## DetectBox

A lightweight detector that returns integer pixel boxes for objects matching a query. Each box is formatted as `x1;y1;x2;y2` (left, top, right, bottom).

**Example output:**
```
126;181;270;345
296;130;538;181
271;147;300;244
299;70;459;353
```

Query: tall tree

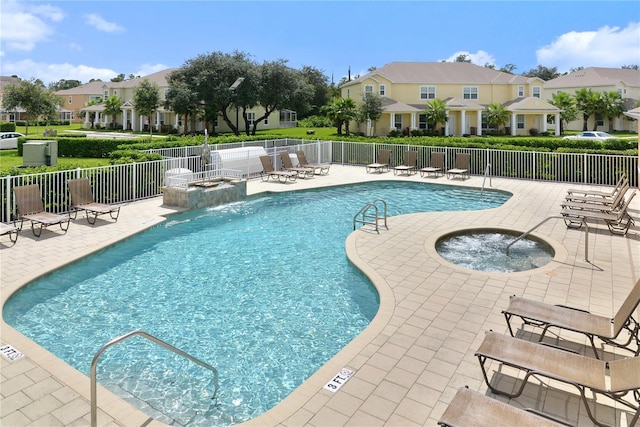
133;79;161;135
454;54;472;63
323;98;356;135
49;79;82;91
1;78;57;135
296;65;329;118
111;73;126;82
549;92;578;134
499;64;517;74
483;102;510;133
574;88;600;131
164;79;199;134
423;99;448;133
522;65;560;80
358;93;384;135
104;95;123;129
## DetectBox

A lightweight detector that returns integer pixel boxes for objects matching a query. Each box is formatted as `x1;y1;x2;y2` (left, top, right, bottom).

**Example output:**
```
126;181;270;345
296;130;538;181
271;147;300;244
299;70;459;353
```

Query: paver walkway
2;166;639;426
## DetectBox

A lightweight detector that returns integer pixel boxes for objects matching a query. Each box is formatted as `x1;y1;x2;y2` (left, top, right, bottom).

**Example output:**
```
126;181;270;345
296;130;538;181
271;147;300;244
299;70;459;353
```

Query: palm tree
423;99;448;134
549;92;578;135
104;95;122;130
599;91;625;132
483;102;510;133
323;98;357;135
574;88;600;131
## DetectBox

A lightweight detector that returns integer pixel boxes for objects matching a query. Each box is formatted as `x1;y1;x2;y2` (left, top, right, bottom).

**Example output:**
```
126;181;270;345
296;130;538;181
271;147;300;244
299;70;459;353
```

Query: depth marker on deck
323;368;354;392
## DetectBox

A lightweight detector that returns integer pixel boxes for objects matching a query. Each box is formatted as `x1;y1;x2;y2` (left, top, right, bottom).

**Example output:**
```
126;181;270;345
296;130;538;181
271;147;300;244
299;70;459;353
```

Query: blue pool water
4;181;510;426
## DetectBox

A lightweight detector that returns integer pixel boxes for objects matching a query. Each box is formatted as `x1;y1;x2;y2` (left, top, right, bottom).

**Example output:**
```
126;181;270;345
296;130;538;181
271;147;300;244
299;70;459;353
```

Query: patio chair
259;155;297;183
14;184;71;237
67;178;121;225
393;150;417;175
0;222;19;243
566;173;627;199
279;152;314;178
446;153;470;179
503;278;640;359
419;152;445;178
366;149;391;173
438;387;568;427
561;190;636;235
295;150;330;175
475;331;640;427
561;183;629;212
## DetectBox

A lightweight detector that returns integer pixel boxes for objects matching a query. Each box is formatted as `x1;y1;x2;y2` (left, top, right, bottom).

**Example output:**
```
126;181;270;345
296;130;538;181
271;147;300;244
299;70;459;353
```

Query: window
517;86;524;97
420;86;436;100
418;114;427;129
617;88;624;98
89;95;101;102
463;87;478;100
394;114;402;130
104;90;109;99
596;114;604;127
516;114;525;129
364;85;373;96
68;96;72;104
532;86;541;98
247;112;256;126
114;90;118;96
379;84;386;96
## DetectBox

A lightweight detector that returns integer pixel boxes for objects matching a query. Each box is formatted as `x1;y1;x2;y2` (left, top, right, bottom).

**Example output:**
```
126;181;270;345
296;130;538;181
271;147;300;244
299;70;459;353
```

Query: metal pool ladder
90;330;219;427
353;198;388;233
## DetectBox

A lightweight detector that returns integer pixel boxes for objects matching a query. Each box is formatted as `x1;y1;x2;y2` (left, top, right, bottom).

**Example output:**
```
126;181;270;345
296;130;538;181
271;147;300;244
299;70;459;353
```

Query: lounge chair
446;153;470;179
366;149;391;173
393;150;417;175
0;222;19;243
14;184;71;237
476;331;640;427
503;278;640;358
566;173;627;199
561;190;636;235
295;150;330;175
419;152;445;178
565;176;629;204
438;387;568;427
279;152;314;178
68;178;121;225
561;184;629;213
259;155;297;183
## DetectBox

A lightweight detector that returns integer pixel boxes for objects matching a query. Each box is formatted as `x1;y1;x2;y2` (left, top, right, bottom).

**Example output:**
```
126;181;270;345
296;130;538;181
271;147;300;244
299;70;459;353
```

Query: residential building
340;62;561;137
544;67;640;132
55;69;295;134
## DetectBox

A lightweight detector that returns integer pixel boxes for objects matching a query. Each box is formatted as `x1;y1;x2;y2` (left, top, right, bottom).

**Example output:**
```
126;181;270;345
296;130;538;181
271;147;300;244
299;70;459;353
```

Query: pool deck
1;165;639;426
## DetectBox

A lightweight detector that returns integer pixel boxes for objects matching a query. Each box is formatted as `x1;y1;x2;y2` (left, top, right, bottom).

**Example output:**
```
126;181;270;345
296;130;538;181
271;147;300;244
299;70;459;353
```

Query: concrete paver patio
1;165;639;426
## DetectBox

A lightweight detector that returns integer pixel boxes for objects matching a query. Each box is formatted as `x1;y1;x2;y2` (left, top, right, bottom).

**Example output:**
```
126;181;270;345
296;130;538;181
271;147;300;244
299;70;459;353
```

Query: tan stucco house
340;62;561;137
55;69;296;133
544;67;640;133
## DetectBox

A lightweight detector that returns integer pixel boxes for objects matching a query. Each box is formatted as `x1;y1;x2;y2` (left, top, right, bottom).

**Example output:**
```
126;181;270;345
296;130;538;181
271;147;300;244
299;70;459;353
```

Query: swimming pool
4;181;511;426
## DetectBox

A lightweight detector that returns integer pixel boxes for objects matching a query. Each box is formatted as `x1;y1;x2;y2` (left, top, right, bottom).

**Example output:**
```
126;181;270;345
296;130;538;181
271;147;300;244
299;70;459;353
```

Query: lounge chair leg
87;212;97;224
32;222;43;237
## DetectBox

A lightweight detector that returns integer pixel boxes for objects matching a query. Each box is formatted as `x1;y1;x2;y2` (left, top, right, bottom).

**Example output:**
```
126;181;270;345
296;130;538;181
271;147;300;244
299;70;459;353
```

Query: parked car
563;131;615;142
0;132;24;149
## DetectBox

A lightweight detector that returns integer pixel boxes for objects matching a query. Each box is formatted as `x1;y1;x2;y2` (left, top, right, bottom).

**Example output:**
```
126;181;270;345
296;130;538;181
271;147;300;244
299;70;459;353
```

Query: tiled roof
55;68;178;95
544;67;640;89
343;62;533;86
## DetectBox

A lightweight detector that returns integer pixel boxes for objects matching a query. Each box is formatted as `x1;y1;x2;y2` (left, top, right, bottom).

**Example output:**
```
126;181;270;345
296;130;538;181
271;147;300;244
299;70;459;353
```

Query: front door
448;115;456;136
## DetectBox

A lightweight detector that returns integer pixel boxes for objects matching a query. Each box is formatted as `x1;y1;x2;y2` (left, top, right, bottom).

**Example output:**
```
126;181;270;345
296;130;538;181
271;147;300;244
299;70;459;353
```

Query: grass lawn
0;149;109;173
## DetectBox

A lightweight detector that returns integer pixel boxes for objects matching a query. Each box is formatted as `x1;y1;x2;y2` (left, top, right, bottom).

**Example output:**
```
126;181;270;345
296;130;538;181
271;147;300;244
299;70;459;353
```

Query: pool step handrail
480;163;491;197
506;215;589;262
353;199;388;233
90;329;219;427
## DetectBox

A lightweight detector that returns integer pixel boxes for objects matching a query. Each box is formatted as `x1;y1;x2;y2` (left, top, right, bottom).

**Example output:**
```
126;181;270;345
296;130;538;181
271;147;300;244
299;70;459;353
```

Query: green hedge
0;122;17;132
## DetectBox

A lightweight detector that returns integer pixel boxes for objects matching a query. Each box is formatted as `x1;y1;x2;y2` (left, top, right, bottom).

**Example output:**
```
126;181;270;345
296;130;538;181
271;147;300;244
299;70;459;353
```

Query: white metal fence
1;138;636;223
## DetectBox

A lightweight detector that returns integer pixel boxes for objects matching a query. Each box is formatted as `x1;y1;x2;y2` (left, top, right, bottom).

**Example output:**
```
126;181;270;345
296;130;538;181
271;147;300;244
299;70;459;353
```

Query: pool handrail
90;329;219;427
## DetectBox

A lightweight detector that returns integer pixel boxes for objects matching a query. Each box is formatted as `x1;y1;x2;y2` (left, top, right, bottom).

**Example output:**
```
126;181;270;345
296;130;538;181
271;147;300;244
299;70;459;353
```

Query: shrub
0;122;16;132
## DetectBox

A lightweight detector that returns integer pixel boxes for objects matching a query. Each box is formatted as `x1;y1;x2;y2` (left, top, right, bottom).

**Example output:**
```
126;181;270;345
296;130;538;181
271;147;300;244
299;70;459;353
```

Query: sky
1;0;639;86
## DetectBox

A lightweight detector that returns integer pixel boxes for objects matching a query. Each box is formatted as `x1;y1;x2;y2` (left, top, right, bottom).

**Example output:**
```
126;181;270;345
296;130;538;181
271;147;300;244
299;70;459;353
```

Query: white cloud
134;64;170;77
537;22;640;71
85;13;124;33
0;0;62;52
441;50;497;66
1;59;118;84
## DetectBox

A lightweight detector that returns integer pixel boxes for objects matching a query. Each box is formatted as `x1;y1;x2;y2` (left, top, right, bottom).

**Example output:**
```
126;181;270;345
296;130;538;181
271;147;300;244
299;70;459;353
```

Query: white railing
1;139;636;223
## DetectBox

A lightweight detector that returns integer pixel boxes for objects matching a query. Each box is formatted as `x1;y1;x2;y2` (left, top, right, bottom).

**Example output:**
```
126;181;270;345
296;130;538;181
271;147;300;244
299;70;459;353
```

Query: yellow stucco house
340;62;561;137
55;69;296;133
544;67;640;133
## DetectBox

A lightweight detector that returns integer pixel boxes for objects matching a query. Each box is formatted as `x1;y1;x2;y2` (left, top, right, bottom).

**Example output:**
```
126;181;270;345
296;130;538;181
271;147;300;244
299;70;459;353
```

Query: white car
563;131;616;142
0;132;24;149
